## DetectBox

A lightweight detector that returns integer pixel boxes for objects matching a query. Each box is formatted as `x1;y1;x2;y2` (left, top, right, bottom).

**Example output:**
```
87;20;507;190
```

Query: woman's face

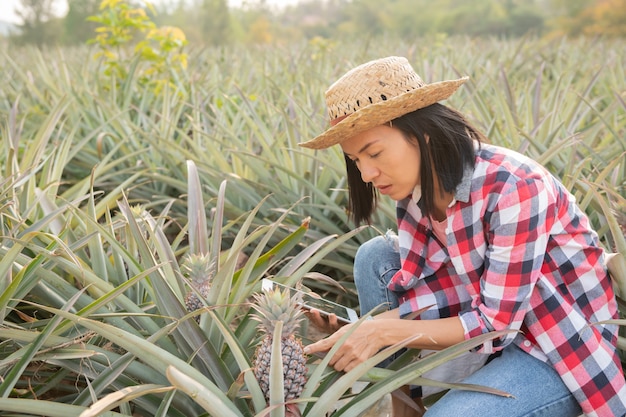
341;124;421;201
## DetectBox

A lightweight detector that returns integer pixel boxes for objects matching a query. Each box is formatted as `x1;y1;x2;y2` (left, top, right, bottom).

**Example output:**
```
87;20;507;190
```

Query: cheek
396;147;418;167
400;150;421;183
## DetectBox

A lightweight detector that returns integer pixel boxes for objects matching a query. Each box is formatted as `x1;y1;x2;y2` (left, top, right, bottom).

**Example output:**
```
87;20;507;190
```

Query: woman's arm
304;315;465;372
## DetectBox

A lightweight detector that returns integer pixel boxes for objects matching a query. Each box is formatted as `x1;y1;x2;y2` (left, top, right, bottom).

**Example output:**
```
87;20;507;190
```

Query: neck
431;174;454;222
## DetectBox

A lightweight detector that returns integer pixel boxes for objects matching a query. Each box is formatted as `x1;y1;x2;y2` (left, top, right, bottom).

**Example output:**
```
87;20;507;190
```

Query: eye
347;157;360;167
369;151;381;158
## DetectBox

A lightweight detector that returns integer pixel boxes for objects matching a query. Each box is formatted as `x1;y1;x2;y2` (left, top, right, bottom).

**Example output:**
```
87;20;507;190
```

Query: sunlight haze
0;0;301;24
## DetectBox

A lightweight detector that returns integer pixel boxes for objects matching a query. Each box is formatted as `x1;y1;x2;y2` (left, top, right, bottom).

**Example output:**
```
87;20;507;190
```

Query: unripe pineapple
251;286;308;404
181;253;215;321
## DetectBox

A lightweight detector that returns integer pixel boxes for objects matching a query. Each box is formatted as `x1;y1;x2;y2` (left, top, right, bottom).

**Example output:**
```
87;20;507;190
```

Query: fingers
305;337;358;372
304;336;334;355
304;319;381;373
304;328;370;373
329;349;361;372
304;308;328;331
326;339;372;372
304;308;343;333
327;312;341;330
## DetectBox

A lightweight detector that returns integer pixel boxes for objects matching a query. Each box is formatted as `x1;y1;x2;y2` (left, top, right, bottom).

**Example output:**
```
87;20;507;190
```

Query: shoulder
468;144;568;213
473;144;559;191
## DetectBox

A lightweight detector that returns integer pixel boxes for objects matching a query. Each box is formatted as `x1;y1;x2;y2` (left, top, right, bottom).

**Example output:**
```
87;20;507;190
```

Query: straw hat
299;56;468;149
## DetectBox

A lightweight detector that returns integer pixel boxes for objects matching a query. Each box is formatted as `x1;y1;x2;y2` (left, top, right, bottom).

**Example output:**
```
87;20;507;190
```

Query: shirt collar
412;185;422;202
411;164;473;206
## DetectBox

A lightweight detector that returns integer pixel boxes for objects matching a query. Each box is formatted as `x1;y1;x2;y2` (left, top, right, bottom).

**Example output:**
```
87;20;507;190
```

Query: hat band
330;115;348;126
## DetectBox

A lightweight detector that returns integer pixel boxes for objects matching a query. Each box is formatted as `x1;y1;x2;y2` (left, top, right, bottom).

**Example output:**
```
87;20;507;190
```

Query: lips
377;185;391;195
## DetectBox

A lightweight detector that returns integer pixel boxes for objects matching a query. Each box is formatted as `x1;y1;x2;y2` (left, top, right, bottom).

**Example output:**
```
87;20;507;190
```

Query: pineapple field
0;33;625;416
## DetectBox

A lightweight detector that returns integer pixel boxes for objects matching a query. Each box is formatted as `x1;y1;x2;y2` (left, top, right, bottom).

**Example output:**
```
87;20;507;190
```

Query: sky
0;0;301;24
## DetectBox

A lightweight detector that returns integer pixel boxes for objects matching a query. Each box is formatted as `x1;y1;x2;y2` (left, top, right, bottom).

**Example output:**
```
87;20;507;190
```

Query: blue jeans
354;235;582;417
425;344;582;417
354;232;401;315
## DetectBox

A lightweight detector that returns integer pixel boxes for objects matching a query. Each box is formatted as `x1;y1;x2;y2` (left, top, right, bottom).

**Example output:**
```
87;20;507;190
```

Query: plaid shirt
388;143;626;416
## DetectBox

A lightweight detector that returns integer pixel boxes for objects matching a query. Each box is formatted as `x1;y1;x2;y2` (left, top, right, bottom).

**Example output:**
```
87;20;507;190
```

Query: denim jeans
354;232;401;315
425;344;581;417
353;234;582;417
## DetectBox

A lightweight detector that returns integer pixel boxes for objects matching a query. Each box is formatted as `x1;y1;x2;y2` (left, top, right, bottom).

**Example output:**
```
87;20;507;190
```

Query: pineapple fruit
182;253;215;321
251;286;308;406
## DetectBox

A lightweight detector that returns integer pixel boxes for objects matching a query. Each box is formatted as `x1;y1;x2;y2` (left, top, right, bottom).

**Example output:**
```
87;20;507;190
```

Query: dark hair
345;103;484;225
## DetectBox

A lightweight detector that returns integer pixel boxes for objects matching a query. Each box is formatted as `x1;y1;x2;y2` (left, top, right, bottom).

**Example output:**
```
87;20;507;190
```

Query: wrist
369;319;394;349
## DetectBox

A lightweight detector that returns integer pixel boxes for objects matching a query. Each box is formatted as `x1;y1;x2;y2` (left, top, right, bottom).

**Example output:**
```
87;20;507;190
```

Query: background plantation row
5;0;626;47
0;35;625;416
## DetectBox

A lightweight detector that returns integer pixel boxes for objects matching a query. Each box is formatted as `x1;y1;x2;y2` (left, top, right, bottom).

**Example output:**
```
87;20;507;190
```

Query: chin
388;190;410;201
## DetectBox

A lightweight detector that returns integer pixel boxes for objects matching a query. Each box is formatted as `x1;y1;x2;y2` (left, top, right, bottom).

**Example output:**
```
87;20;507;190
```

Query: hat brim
299;77;469;150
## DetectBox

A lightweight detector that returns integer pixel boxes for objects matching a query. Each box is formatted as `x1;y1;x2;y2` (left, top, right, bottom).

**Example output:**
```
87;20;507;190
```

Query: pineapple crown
251;286;305;337
181;253;215;286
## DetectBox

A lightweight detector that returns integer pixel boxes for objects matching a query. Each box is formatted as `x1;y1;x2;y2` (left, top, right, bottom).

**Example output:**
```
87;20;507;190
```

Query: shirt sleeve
458;175;557;353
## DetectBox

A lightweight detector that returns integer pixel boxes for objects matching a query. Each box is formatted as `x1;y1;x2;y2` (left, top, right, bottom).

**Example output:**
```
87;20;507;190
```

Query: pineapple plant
251;286;308;413
182;253;215;321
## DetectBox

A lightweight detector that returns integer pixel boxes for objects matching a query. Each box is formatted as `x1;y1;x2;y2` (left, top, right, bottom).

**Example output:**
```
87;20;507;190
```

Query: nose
359;160;379;183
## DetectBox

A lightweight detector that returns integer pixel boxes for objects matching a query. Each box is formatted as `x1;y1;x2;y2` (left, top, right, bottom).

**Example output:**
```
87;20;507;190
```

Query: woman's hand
304;319;386;372
304;308;343;334
304;314;466;373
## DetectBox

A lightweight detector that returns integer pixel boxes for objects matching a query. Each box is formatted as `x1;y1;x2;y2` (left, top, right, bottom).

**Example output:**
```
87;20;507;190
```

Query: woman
300;56;626;417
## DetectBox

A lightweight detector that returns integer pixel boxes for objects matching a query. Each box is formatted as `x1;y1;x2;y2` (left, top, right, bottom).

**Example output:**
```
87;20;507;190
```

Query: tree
199;0;232;45
64;0;101;45
545;0;594;36
344;0;390;37
544;0;626;37
14;0;61;45
582;0;626;36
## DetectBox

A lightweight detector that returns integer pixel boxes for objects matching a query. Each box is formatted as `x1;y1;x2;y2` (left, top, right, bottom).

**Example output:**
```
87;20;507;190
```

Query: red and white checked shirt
388;143;626;416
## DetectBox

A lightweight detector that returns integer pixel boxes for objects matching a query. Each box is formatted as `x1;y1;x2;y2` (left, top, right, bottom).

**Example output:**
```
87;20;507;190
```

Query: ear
424;133;430;144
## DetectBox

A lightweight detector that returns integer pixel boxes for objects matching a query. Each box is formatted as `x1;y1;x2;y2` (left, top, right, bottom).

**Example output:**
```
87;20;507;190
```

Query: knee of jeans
356;236;384;260
356;233;398;259
354;234;399;284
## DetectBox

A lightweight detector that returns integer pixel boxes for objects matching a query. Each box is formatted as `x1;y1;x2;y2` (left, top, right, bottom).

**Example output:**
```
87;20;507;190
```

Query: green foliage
63;0;101;45
6;0;625;48
12;0;61;46
87;0;188;93
0;36;624;414
135;26;189;92
199;0;232;45
0;143;505;415
88;0;157;79
333;0;546;38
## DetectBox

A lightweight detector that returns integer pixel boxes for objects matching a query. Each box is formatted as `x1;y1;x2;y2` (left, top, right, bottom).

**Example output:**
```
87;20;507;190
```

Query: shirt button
523;340;532;347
